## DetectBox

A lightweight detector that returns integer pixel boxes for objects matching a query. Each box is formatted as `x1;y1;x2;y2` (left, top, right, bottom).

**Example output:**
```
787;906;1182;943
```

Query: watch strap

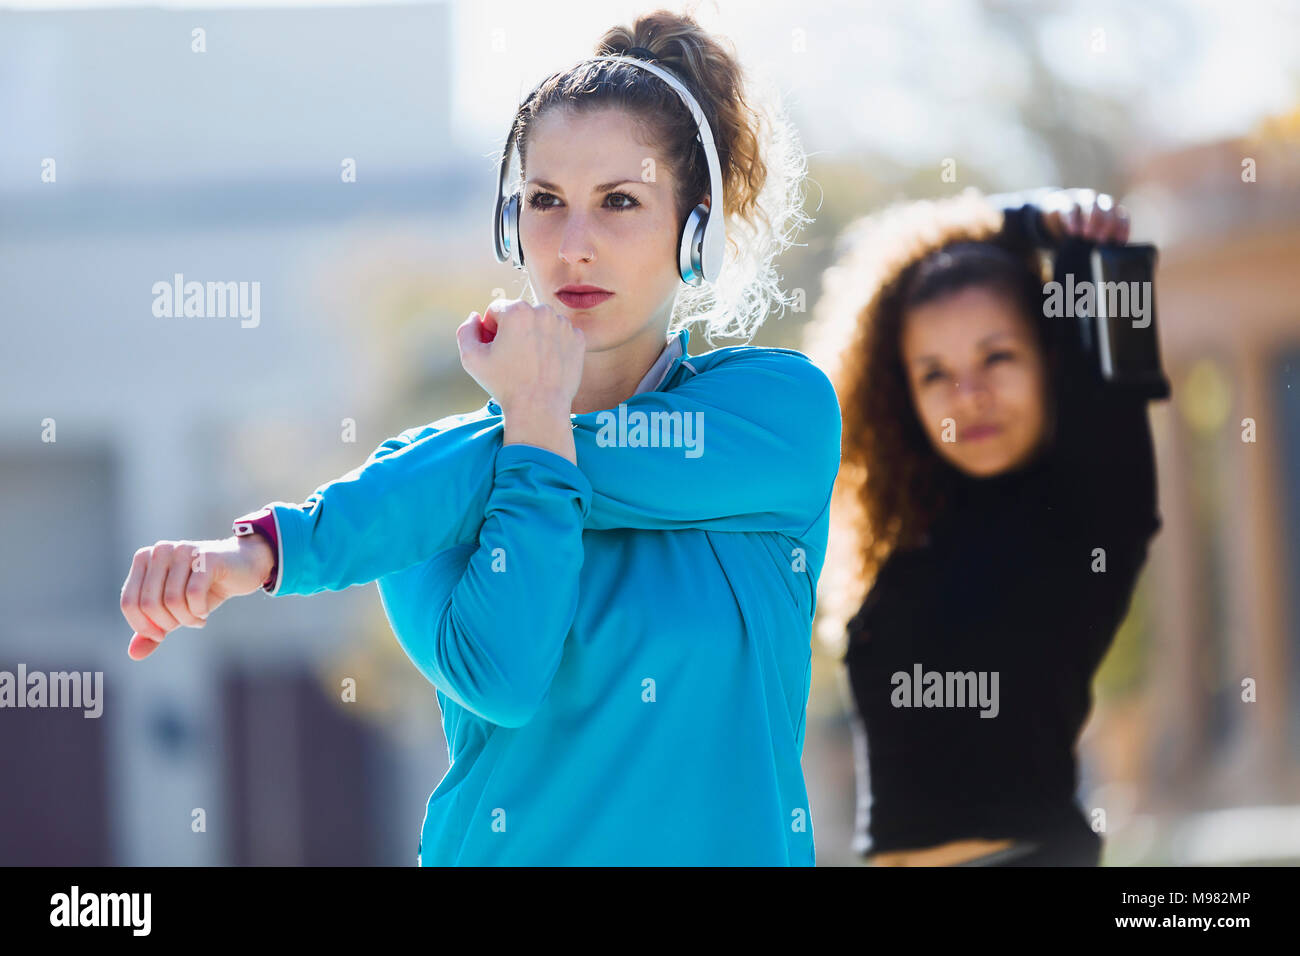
232;507;280;593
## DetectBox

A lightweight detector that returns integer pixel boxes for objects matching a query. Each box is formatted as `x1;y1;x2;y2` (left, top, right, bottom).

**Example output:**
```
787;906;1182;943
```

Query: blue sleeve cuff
267;501;306;596
495;442;593;508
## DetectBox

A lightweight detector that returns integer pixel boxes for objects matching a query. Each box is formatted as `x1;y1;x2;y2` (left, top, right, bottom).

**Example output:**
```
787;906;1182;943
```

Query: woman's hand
120;535;273;661
1036;188;1130;244
457;299;585;415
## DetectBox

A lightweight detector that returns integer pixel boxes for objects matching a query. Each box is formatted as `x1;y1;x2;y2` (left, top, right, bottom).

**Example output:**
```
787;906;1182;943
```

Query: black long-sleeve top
842;299;1163;856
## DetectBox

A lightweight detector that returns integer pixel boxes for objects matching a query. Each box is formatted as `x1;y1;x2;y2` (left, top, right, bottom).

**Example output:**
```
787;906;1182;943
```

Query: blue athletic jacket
261;327;842;865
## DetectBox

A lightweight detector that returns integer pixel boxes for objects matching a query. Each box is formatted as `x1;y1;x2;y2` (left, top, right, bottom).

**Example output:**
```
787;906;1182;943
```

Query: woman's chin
948;449;1023;479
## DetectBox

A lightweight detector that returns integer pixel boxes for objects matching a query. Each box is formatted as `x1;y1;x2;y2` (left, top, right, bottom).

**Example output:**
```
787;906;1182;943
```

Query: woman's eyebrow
525;178;646;193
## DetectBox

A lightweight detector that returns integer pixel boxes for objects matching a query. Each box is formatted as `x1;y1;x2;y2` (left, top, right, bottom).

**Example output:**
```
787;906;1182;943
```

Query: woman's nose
954;372;993;404
558;217;595;265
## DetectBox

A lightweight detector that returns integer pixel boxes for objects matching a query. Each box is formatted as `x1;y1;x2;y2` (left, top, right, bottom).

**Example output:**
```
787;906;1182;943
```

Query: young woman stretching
806;189;1161;865
118;11;839;866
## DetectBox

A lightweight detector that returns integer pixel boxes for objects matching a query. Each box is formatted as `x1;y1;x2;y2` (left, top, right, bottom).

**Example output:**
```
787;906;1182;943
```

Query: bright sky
7;0;1297;170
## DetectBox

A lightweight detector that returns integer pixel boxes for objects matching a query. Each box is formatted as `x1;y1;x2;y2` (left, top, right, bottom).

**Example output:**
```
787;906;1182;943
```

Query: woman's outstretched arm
119;303;586;661
117;415;510;661
266;413;507;595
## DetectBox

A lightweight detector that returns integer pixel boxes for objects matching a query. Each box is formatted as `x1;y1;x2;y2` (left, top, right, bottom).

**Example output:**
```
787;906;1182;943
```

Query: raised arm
1047;332;1162;542
375;442;591;727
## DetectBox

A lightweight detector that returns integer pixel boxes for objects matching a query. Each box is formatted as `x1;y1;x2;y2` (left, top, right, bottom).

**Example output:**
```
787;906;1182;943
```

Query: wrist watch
232;507;280;593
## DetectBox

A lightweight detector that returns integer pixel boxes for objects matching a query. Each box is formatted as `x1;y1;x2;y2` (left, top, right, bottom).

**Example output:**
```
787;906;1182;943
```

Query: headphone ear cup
501;191;524;268
678;203;708;285
493;191;507;263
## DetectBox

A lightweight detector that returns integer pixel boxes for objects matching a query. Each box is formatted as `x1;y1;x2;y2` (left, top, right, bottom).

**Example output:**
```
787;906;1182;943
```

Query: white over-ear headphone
492;52;726;286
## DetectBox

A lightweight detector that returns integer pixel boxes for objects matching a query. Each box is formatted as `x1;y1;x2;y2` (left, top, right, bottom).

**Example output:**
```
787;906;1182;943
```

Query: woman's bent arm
573;348;842;537
374;442;591;727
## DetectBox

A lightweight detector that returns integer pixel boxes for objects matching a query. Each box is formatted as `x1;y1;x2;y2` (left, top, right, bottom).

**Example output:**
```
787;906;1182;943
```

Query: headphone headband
492;53;726;286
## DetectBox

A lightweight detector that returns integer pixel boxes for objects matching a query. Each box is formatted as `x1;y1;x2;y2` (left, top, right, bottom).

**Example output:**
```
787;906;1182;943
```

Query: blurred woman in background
805;188;1163;866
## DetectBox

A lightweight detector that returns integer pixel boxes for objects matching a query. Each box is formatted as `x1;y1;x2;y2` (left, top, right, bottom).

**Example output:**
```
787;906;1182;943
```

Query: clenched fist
456;298;585;415
120;535;273;661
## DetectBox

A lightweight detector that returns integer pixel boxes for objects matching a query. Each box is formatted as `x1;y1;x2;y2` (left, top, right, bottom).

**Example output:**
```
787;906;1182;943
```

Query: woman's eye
605;192;640;210
525;191;638;211
922;369;946;384
986;350;1014;365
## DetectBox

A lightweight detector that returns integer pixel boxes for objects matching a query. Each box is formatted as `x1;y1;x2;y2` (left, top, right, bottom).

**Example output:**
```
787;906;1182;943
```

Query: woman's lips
556;290;614;310
962;424;1002;440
